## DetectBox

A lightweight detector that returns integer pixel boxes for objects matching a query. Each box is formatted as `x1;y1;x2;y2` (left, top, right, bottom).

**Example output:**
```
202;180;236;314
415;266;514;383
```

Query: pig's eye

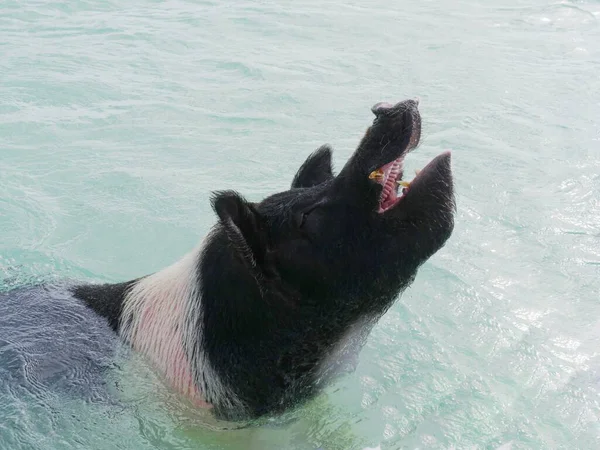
299;213;307;228
295;211;309;229
295;207;316;231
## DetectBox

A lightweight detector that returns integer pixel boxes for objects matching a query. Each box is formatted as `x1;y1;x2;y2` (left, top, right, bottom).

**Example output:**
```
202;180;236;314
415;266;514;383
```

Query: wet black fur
73;281;136;332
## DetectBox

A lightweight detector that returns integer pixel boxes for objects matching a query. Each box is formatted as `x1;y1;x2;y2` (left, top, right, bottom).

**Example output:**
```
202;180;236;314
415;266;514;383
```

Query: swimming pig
73;99;455;421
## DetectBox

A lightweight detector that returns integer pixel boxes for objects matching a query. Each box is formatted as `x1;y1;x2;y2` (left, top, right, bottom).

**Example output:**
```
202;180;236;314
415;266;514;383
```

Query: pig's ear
291;145;334;189
211;191;266;267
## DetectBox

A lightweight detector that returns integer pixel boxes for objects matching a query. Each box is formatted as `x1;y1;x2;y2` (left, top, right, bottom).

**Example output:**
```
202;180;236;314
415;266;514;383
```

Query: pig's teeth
415;169;421;176
397;180;411;188
369;169;384;180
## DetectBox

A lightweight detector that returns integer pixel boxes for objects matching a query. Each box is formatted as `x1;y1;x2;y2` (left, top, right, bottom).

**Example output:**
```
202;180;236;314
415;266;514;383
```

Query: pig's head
209;99;455;316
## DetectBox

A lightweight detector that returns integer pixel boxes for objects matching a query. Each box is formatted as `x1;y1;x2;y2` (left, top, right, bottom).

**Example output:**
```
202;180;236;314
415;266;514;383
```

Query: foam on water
1;0;600;448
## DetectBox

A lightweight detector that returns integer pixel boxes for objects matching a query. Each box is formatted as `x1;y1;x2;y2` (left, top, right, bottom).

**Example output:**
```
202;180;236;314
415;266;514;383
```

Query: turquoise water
1;0;600;448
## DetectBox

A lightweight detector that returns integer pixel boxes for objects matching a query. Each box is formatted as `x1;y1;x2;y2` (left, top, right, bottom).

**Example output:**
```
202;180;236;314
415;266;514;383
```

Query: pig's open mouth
369;157;407;213
371;150;453;214
368;105;421;214
369;100;451;214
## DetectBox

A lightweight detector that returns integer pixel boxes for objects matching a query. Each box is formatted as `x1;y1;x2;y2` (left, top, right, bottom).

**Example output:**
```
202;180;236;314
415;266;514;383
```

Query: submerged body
10;100;455;421
0;284;120;405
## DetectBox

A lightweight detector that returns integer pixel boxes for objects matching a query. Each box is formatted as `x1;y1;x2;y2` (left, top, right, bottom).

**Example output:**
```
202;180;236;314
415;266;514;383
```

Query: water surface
1;0;600;448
